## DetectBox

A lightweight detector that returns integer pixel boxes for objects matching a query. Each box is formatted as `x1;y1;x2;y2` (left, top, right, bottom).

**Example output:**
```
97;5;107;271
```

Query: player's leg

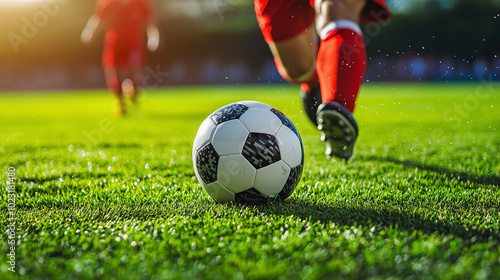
254;0;321;125
268;25;316;85
316;0;366;112
102;45;129;116
124;48;146;106
269;26;324;126
130;67;143;106
104;67;127;116
314;0;367;161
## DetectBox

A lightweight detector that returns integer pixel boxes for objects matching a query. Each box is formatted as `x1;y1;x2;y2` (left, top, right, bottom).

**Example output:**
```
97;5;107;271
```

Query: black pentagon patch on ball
235;188;277;204
278;164;303;200
271;108;301;139
210;103;249;125
196;143;219;184
271;108;304;165
242;133;281;169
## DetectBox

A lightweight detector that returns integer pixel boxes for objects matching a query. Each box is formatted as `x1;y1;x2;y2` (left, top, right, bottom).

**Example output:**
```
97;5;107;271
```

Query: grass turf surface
1;83;499;279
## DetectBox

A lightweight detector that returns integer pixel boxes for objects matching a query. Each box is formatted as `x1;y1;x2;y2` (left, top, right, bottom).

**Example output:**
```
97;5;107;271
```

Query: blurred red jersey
95;0;154;69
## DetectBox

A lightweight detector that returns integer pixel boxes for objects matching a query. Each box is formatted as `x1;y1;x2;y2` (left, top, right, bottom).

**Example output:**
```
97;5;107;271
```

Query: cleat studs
317;106;357;162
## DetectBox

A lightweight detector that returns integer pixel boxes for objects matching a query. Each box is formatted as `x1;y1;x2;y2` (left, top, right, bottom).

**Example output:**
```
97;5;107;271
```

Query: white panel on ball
204;181;235;203
193;117;217;151
275;126;302;168
237;100;273;110
212;119;249;156
239;109;282;135
218;154;256;193
254;161;291;196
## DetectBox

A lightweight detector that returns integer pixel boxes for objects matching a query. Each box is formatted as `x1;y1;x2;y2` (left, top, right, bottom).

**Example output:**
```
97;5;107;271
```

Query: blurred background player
81;0;159;116
254;0;391;161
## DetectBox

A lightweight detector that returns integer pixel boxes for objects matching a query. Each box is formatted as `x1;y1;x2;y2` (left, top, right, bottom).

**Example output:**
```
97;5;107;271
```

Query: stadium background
0;0;499;91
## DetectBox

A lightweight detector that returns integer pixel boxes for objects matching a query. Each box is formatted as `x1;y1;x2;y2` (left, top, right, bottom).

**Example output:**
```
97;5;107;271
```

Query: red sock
316;28;366;113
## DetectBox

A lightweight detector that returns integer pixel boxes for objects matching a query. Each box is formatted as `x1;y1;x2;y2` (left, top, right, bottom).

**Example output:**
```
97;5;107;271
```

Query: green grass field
1;83;499;279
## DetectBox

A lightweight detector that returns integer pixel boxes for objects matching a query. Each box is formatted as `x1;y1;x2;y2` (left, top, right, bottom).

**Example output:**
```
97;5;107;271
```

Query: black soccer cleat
316;102;359;162
299;85;322;127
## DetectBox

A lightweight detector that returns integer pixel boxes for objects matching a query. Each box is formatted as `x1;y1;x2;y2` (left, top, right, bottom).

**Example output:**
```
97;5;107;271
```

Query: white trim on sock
319;20;362;40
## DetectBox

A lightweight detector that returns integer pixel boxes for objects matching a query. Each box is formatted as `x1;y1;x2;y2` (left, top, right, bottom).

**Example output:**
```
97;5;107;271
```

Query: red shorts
254;0;314;43
254;0;391;43
102;45;145;70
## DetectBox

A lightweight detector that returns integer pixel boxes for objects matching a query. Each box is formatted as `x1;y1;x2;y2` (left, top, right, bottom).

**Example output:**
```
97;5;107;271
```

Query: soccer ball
192;101;304;204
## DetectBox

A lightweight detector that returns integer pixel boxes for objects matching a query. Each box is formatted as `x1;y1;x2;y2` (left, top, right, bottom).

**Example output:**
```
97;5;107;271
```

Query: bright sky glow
0;0;52;2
